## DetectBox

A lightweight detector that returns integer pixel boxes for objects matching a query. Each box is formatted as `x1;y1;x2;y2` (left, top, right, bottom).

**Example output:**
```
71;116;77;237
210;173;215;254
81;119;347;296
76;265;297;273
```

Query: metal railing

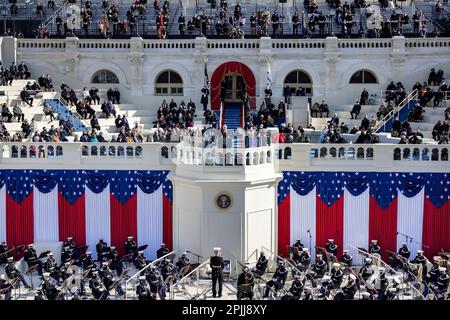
375;89;418;133
124;250;176;300
170;258;211;300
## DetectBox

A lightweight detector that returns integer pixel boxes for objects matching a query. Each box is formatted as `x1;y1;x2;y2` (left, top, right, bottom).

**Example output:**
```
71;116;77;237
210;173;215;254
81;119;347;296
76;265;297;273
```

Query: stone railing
15;36;450;54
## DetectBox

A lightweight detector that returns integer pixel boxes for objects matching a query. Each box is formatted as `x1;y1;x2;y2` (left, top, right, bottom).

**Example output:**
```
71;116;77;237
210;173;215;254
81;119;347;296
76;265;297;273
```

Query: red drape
422;198;450;258
110;193;137;256
58;193;86;246
316;196;344;258
162;194;173;251
369;196;398;261
210;61;256;110
277;194;290;257
6;193;34;253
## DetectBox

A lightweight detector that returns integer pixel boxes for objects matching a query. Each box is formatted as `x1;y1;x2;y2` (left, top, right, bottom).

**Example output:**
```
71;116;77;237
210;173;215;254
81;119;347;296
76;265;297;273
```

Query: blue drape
33;170;58;194
59;170;85;204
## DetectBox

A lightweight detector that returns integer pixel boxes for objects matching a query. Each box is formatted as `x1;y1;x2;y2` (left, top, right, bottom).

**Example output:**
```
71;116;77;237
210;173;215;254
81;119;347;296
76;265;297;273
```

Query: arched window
284;70;313;96
155;70;183;95
349;70;378;84
91;69;119;84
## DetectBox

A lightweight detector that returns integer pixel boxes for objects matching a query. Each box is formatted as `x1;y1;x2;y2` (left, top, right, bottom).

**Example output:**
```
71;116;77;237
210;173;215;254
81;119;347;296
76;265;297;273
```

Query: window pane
157;71;169;83
350;71;363;83
297;71;311;83
363;71;377;83
284;71;297;84
169;71;182;83
92;70;119;83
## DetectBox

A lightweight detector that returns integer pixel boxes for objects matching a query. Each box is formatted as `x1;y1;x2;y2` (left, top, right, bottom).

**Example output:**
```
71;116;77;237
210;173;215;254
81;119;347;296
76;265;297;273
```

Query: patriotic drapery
278;172;450;262
0;170;173;260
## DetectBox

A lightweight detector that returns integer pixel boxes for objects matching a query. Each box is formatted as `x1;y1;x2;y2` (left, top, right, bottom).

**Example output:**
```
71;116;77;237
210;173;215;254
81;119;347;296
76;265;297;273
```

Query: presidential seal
215;193;232;210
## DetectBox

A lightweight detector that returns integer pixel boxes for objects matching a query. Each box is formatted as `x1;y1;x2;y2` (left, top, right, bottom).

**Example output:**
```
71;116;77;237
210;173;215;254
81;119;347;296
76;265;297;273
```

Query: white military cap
388;288;397;293
0;274;5;280
28;243;34;247
182;252;188;255
213;247;221;252
67;237;73;240
304;286;312;292
138;251;144;254
371;240;377;243
362;292;371;297
439;267;446;272
302;248;309;252
128;236;134;240
102;262;108;266
365;258;372;263
333;263;341;268
86;251;92;255
349;274;356;280
49;252;53;256
379;267;385;272
110;246;116;250
401;243;407;246
328;239;334;242
139;276;146;281
343;250;349;254
7;257;13;262
43;272;50;277
417;250;424;254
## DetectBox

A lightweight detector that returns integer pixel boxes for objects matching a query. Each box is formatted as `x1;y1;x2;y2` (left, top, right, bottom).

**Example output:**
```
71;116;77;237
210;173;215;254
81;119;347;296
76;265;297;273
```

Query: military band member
369;240;381;255
263;260;288;298
107;246;123;276
430;268;449;297
392;243;410;269
157;243;170;259
376;268;389;300
342;274;358;299
41;272;60;300
252;251;268;277
146;265;165;300
34;289;47;300
361;291;372;300
24;243;43;275
125;236;138;258
411;249;427;278
44;252;60;283
292;239;304;251
425;262;441;284
310;254;327;279
0;241;8;264
160;258;176;290
299;248;311;271
359;258;374;281
90;271;109;300
236;266;255;300
176;252;190;276
210;247;224;298
385;287;398;300
281;274;305;300
100;261;125;295
0;274;12;300
135;251;148;270
5;256;31;288
96;239;108;263
63;236;76;251
81;251;96;274
341;249;353;267
326;239;338;257
61;245;73;264
137;276;154;300
302;286;313;300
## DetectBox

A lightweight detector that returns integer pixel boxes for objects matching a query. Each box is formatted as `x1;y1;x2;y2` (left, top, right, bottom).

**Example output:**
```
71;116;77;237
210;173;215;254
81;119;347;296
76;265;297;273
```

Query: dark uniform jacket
210;256;224;274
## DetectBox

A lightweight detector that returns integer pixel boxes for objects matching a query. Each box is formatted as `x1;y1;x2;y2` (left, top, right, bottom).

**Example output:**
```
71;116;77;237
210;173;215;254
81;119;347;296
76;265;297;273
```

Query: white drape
290;187;317;257
85;186;111;260
343;188;370;265
33;186;59;242
0;186;6;242
137;186;163;260
396;188;425;257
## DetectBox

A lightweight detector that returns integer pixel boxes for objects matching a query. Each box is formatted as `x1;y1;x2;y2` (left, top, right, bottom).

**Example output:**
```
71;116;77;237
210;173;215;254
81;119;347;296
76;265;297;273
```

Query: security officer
369;240;381;255
210;247;224;298
326;239;338;257
263;260;288;298
137;276;154;300
252;251;268;277
156;243;170;259
341;249;353;267
281;275;305;300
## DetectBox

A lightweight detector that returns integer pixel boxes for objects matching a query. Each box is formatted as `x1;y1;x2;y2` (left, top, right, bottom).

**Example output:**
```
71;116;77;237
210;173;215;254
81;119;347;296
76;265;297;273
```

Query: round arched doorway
210;61;256;110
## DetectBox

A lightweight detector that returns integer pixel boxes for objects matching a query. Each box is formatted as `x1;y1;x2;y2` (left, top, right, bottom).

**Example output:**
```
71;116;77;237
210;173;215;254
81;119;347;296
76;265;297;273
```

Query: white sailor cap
302;248;308;252
328;239;334;242
333;263;341;268
371;240;378;244
362;292;371;297
213;247;221;252
439;267;446;272
139;276;146;281
417;250;424;254
365;258;372;263
349;274;356;280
